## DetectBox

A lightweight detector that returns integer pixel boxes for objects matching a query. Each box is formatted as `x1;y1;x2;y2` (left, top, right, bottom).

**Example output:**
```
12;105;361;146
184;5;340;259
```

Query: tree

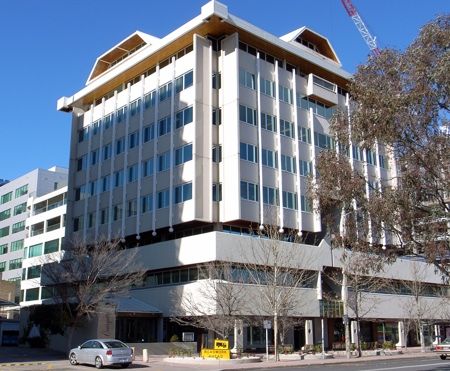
170;260;247;341
39;235;145;350
240;219;318;361
311;15;450;275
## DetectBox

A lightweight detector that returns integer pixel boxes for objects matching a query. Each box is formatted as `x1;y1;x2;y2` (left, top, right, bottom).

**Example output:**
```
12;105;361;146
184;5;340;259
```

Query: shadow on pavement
0;345;66;364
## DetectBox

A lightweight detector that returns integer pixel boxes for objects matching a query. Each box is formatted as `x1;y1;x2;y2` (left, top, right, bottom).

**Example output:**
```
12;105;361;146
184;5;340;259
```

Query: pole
321;317;325;359
266;327;269;362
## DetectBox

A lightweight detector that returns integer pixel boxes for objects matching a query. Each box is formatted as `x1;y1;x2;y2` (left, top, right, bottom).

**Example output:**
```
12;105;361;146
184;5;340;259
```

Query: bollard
143;348;148;363
131;347;135;361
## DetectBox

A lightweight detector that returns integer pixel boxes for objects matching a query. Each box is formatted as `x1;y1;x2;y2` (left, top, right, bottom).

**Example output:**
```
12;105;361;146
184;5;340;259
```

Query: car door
87;341;102;365
78;341;93;364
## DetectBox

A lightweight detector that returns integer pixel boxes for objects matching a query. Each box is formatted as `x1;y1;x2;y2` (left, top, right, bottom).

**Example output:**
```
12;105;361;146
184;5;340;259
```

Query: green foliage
361;341;368;351
169;334;180;342
382;340;394;350
314;344;322;353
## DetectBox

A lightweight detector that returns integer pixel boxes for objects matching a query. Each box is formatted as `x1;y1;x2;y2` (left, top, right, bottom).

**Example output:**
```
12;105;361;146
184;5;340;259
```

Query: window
0;244;7;255
0;209;10;221
299;160;312;177
263;186;279;206
25;288;39;301
88;212;96;229
90;149;99;166
241;181;259;202
158;117;171;137
159;82;172;102
262;149;277;168
301;195;312;212
78;126;89;142
174;144;193;166
314;132;335;149
175;107;193;129
157;152;170;172
75;185;86;201
73;216;84;232
240;142;258;163
0;262;5;273
127;164;139;183
116;106;127;123
313;75;336;92
299;125;311;144
283;191;298;210
44;239;59;254
174;183;192;204
1;192;12;204
127;199;138;217
260;77;275;97
115;137;125;155
280;119;295;138
128;131;140;149
352;146;364;161
100;209;109;225
130;98;141;117
144;90;156;109
212;72;221;89
239;68;256;89
103;113;113;130
142;158;154;178
157;189;170;209
175;70;193;93
143;124;155;143
261;112;277;133
12;221;25;234
15;184;29;198
212;145;222;163
10;240;23;252
366;149;377;166
213;183;222;202
113;204;123;222
77;156;87;171
281;154;296;173
27;266;41;280
297;93;335;119
212;108;222;125
379;155;386;169
9;258;22;270
279;85;293;104
101;175;110;192
0;226;9;238
114;170;124;188
140;194;153;214
91;120;101;136
239;104;257;126
29;243;42;258
102;143;112;161
88;180;97;197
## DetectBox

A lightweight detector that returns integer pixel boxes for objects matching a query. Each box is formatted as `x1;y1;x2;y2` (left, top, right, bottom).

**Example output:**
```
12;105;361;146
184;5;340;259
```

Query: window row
0;185;28;205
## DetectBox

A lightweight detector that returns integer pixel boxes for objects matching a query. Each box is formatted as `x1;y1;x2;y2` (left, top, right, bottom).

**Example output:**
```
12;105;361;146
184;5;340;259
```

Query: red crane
341;0;381;57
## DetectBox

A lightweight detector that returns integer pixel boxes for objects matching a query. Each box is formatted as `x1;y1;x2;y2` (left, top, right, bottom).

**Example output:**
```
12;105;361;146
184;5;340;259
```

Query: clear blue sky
1;0;448;181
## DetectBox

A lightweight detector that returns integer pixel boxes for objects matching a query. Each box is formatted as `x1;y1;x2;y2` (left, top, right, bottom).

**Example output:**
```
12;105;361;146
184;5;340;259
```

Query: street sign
263;320;272;329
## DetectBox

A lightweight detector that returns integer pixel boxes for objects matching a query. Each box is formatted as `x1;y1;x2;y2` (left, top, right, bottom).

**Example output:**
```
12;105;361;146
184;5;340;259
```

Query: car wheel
440;354;447;360
69;352;78;365
95;356;103;369
120;363;130;368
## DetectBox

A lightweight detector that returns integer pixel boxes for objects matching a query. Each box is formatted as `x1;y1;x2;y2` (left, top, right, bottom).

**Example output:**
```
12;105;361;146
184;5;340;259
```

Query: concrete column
305;320;314;345
433;325;442;345
350;321;358;346
396;321;405;348
157;318;164;342
231;319;243;353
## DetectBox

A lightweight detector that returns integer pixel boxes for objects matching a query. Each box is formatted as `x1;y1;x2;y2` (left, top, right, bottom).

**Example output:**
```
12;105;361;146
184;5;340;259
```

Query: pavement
0;345;439;370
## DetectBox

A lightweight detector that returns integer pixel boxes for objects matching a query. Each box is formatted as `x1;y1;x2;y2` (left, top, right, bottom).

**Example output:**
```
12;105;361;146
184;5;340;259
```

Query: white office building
56;1;449;353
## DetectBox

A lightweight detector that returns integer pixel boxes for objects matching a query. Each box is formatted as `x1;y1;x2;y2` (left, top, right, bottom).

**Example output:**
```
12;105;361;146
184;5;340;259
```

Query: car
69;338;133;368
434;337;450;360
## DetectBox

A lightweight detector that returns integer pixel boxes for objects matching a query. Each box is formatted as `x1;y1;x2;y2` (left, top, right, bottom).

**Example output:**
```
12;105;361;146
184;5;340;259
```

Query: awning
114;297;162;317
0;298;16;306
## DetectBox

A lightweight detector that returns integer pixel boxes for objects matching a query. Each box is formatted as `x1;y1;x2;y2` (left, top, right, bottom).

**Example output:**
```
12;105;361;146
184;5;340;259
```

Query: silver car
69;339;133;368
434;337;450;360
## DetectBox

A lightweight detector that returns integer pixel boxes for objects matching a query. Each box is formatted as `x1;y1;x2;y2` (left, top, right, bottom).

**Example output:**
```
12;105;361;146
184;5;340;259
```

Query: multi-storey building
0;167;68;302
56;1;449;354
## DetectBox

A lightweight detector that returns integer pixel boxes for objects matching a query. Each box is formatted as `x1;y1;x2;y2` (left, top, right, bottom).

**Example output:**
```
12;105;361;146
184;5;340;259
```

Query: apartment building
56;1;448;353
0;167;68;302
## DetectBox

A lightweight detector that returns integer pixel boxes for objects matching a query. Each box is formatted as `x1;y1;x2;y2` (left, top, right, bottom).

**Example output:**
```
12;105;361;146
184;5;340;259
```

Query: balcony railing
33;199;67;216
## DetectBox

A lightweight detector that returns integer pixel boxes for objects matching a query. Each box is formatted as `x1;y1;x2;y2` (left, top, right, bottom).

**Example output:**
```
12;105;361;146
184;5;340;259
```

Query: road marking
364;362;445;371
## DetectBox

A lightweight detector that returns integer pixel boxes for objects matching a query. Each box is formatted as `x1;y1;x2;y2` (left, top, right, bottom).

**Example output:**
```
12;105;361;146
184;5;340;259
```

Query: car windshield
104;341;128;349
442;337;450;344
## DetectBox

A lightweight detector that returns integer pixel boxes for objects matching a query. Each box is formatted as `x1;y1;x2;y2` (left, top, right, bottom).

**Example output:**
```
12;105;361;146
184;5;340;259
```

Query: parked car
69;339;133;368
434;337;450;360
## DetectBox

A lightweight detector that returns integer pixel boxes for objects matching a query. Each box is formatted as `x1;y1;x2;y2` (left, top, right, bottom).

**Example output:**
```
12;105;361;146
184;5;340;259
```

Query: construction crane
341;0;381;57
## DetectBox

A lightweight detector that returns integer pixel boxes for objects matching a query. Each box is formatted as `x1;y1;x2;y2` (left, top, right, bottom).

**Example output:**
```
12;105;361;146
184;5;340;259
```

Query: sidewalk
133;347;438;370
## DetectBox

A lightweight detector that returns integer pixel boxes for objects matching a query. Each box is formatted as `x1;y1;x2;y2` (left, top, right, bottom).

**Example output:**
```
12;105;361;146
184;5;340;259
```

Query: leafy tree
39;235;145;350
310;14;450;276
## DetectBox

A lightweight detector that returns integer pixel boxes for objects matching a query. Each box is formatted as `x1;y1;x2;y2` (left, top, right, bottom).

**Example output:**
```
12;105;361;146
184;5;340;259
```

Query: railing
30;228;44;237
46;224;61;232
33;199;66;216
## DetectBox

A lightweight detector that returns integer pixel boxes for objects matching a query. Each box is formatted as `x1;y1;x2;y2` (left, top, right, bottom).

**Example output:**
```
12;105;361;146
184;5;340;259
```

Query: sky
0;0;448;181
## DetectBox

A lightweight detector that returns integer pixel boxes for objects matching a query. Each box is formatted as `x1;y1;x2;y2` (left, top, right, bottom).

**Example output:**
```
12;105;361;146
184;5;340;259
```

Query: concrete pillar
305;320;314;345
396;321;405;348
433;325;441;345
157;317;164;342
231;319;243;353
351;321;358;347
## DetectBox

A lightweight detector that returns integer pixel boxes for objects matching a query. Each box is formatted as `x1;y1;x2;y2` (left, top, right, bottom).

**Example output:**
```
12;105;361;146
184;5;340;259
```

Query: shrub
314;344;322;353
361;341;367;351
169;334;180;342
382;340;394;350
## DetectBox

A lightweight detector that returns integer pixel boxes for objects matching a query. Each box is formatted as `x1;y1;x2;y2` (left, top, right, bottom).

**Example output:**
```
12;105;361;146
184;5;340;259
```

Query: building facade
56;1;449;353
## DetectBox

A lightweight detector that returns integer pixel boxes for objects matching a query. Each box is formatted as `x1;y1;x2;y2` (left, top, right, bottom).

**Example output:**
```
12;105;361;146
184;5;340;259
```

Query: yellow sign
202;349;231;359
214;339;229;349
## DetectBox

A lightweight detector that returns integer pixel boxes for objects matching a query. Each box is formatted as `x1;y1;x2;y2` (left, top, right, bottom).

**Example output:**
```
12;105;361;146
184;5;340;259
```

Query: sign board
214;339;229;349
201;349;230;359
263;320;272;329
182;332;194;342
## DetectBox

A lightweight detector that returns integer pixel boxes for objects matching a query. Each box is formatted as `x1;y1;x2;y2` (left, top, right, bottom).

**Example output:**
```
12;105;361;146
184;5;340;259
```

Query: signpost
264;320;272;363
201;339;231;359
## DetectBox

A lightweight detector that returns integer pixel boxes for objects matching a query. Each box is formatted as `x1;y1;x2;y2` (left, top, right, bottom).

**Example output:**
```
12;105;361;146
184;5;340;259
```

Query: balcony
33;194;67;216
320;300;344;318
307;73;338;106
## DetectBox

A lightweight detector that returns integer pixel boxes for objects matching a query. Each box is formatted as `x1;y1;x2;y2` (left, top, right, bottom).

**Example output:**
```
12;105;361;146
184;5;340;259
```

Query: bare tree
240;219;318;361
170;260;247;341
39;235;145;350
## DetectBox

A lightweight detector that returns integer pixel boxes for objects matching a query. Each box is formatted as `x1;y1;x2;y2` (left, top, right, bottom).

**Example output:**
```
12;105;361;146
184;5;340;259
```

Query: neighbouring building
56;0;449;354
